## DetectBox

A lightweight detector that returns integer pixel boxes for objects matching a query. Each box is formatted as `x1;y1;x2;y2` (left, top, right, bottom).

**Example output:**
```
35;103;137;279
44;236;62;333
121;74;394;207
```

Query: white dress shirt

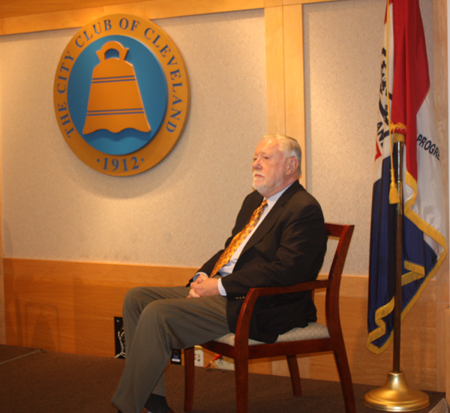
214;184;292;295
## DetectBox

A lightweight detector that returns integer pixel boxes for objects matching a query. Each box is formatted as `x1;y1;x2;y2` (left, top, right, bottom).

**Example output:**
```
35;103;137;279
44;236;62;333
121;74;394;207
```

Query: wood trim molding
0;0;339;36
0;0;266;35
265;3;307;186
0;261;4;344
446;308;450;403
283;3;306;186
265;6;286;136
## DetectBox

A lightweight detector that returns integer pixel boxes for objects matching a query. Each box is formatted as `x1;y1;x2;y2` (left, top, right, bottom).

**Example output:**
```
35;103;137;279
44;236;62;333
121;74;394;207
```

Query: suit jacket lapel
241;181;302;254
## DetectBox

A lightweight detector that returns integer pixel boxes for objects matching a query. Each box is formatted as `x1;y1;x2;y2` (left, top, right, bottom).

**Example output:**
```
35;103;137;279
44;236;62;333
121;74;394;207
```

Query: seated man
112;134;327;413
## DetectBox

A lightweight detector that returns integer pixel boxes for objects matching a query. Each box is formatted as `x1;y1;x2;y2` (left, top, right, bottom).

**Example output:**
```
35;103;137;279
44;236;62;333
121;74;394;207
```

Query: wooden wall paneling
3;258;195;356
0;267;4;344
0;60;4;342
0;203;3;343
265;5;286;135
446;308;450;402
0;0;338;24
437;280;450;392
2;257;273;373
432;0;449;396
283;3;306;186
3;259;444;390
0;0;140;18
0;0;265;35
284;0;339;5
0;144;4;343
264;0;283;7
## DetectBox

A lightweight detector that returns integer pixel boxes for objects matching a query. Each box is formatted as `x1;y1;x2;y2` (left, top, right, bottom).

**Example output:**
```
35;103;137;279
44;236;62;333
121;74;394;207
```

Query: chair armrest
247;279;329;298
233;279;330;347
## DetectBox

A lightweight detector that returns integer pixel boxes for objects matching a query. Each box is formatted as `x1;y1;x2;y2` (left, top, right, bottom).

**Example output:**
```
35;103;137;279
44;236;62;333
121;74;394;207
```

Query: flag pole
364;137;430;411
393;135;403;375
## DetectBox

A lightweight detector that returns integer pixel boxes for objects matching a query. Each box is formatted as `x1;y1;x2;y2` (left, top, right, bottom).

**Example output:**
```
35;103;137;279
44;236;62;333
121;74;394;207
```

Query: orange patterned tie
211;199;268;276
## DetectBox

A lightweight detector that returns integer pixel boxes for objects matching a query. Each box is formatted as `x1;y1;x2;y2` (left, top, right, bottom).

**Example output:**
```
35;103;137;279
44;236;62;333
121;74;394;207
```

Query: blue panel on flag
368;156;396;349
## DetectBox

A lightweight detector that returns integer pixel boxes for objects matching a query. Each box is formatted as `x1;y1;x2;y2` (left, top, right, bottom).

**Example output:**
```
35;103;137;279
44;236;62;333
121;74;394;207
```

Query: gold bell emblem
83;41;151;135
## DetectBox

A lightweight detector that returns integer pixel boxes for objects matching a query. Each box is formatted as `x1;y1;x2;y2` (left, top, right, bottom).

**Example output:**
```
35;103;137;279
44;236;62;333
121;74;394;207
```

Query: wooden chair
183;223;355;413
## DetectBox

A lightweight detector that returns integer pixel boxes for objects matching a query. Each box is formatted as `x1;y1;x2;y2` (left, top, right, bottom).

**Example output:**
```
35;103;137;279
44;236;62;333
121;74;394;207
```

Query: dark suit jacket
195;181;327;343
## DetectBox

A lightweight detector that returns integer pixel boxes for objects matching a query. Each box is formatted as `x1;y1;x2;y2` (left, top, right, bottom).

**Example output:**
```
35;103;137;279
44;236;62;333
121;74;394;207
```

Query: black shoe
145;394;173;413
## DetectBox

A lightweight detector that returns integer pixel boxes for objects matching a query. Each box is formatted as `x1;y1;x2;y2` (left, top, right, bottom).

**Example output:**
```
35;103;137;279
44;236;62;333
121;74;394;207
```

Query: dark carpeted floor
0;344;445;413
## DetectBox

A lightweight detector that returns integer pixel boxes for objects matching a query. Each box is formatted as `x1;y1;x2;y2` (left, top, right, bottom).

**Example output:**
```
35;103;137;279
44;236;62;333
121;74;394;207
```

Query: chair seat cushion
214;322;330;346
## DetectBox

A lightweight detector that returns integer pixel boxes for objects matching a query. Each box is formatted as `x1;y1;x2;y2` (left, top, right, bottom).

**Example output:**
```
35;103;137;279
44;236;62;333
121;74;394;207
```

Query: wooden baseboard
446;308;450;403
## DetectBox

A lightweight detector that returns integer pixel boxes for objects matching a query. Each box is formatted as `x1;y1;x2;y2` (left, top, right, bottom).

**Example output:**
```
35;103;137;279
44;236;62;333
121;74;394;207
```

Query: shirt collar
265;182;295;209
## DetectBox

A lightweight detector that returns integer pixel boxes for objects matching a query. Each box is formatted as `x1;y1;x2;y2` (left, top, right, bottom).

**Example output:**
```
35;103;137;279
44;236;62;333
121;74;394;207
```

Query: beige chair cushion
214;322;330;346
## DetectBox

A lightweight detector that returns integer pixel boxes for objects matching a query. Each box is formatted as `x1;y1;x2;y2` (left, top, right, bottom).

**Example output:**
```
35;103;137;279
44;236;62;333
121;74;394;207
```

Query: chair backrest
323;223;354;331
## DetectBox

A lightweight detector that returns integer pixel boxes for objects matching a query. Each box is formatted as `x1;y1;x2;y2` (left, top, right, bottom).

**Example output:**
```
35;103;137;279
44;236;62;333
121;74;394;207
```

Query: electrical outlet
214;356;235;371
194;346;204;367
171;349;182;365
114;317;126;359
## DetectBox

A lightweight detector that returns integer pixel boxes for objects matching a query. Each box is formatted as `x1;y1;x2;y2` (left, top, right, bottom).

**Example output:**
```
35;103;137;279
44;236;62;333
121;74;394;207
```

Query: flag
367;0;447;354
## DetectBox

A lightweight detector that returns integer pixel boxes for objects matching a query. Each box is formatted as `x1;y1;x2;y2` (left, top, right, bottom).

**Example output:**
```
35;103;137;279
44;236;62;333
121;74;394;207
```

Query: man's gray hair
262;134;302;175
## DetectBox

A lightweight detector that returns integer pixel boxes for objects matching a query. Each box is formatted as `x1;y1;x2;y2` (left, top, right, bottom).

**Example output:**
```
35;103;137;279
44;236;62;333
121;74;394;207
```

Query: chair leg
234;358;249;413
333;340;356;413
286;355;302;396
184;347;195;412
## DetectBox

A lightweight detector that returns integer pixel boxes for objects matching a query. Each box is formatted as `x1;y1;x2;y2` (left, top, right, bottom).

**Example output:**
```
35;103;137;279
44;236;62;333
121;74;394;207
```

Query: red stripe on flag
390;0;430;181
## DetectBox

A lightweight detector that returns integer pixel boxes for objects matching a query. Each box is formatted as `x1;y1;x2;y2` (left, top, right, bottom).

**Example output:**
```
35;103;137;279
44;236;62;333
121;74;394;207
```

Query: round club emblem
54;14;190;176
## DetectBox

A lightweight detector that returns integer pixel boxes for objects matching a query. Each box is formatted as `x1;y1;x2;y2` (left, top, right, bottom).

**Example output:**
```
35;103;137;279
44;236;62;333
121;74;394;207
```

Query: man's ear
286;157;299;175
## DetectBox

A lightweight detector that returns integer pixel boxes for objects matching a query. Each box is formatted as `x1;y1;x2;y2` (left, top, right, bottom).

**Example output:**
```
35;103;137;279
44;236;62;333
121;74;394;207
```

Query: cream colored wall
304;0;384;275
1;0;430;275
0;10;267;268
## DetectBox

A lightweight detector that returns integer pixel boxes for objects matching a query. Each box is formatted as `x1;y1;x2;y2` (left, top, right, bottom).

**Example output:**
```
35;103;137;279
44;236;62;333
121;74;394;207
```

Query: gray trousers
112;285;231;413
